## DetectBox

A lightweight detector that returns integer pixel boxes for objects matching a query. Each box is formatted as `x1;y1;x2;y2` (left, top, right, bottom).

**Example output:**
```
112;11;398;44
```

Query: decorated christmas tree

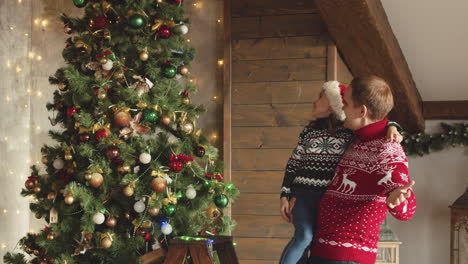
4;0;238;263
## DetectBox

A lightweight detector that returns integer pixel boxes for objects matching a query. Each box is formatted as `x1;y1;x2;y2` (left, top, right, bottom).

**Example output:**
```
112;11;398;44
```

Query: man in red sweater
310;76;416;264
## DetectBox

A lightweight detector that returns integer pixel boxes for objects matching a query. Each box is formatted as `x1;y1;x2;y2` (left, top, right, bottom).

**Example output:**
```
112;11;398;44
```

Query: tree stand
163;236;239;264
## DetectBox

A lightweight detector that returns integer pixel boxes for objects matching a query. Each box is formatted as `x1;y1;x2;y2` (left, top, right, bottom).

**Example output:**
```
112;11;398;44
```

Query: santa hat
322;81;347;121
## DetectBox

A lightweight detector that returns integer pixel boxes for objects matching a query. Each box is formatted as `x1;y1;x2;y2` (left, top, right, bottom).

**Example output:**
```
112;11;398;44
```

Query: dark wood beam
315;0;425;133
423;101;468;120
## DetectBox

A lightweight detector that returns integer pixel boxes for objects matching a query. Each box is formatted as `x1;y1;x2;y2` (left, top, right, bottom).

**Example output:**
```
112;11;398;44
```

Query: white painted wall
381;1;468;263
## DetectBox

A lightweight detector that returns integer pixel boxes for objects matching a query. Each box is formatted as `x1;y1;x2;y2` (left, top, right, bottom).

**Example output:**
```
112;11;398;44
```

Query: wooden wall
226;0;329;262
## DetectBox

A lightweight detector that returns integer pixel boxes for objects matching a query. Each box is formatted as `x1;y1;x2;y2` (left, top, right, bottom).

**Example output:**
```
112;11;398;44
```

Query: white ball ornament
134;200;146;213
93;212;105;224
139;152;151;164
176;24;189;35
161;223;173;235
185;185;196;199
53;158;64;170
102;60;113;71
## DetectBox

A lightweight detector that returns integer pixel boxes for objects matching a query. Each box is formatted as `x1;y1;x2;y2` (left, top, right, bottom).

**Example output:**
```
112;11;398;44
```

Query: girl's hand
386;126;403;143
280;197;292;223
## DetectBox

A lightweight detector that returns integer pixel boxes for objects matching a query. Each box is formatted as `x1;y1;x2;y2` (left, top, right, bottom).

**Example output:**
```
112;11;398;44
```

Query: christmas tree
4;0;238;263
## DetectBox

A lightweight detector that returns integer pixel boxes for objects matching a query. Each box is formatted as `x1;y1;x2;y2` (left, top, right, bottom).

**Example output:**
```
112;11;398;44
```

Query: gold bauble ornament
114;71;125;80
142;220;152;229
105;217;117;228
182;97;191;105
33;249;40;256
160;115;171;126
25;247;32;254
47;233;55;240
101;237;112;248
147;207;160;216
114;111;131;127
139;50;149;61
118;165;131;174
33;186;41;193
151;177;167;193
47;192;56;200
177;120;194;136
99;57;108;64
25;180;35;190
179;65;189;75
64;150;73;161
89;172;104;188
85;173;92;181
64;195;74;205
58;82;67;91
207;205;221;218
123;185;134;197
97;90;107;100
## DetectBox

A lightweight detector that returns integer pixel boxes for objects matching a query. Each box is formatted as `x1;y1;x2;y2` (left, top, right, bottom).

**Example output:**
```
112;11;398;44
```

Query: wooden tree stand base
163;236;239;264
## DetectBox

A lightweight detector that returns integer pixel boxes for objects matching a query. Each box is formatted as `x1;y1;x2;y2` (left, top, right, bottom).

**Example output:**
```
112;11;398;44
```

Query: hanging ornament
64;194;74;205
47;192;56;200
139;48;149;61
143;109;159;122
89;16;109;29
33;185;41;193
118;164;131;174
194;145;206;157
100;234;113;248
89;172;104;188
139;152;152;164
207;205;221;218
142;220;152;229
105;217;117;228
106;146;121;160
161;223;172;235
214;194;229;208
95;128;110;141
58;82;68;91
177;120;195;136
129;13;146;29
173;24;188;35
47;233;56;241
119;112;151;139
151;177;167;193
169;154;193;173
25;176;37;190
129;75;154;97
78;133;91;142
178;65;189;75
64;148;73;161
134;200;146;213
102;60;113;71
99;57;108;64
53;158;65;170
73;0;88;8
148;207;160;216
113;70;125;80
84;173;92;181
162;204;176;216
162;64;177;78
66;107;79;117
157;25;171;39
93;212;105;224
185;185;196;199
114;109;131;127
122;185;134;197
160;114;172;126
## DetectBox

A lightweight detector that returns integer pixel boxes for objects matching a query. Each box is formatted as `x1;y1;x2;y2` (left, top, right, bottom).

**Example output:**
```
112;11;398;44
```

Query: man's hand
387;181;415;209
386;126;403;143
280;197;296;223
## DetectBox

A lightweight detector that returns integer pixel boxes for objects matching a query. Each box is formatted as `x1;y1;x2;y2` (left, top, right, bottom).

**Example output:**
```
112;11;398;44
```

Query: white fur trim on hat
322;81;346;121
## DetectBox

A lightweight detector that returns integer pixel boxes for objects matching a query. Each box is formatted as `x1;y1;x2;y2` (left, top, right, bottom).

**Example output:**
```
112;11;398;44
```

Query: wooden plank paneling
232;171;285;193
232;81;321;105
423;101;468;120
232;14;325;39
232;149;291;171
232;127;303;149
233;36;326;61
232;0;317;17
240;260;278;264
232;193;281;215
233;58;326;83
232;104;313;127
233;215;293;238
234;238;289;260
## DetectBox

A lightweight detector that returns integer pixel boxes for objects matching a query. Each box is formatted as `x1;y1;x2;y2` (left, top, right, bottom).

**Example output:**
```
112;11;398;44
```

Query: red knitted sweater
311;118;417;264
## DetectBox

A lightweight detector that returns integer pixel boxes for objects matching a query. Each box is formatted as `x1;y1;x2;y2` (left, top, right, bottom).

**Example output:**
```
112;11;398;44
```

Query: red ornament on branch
66;107;79;117
169;153;194;172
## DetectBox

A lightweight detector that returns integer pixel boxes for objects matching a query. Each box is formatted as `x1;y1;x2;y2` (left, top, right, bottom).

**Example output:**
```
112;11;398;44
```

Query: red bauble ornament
95;129;109;141
170;161;183;173
157;25;171;39
144;232;152;242
66;107;79;117
91;16;109;29
106;146;121;160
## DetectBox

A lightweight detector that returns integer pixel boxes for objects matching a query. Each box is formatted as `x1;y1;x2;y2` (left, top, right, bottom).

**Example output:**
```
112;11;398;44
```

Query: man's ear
359;104;368;118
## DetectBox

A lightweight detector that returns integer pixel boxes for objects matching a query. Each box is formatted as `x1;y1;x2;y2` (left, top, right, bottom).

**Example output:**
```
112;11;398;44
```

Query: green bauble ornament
162;204;177;216
214;194;229;208
162;65;177;78
129;14;146;29
176;191;183;199
73;0;87;8
143;109;159;122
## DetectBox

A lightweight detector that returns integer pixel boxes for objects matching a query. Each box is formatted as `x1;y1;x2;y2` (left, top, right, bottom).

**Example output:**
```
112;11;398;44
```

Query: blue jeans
308;256;361;264
279;190;324;264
